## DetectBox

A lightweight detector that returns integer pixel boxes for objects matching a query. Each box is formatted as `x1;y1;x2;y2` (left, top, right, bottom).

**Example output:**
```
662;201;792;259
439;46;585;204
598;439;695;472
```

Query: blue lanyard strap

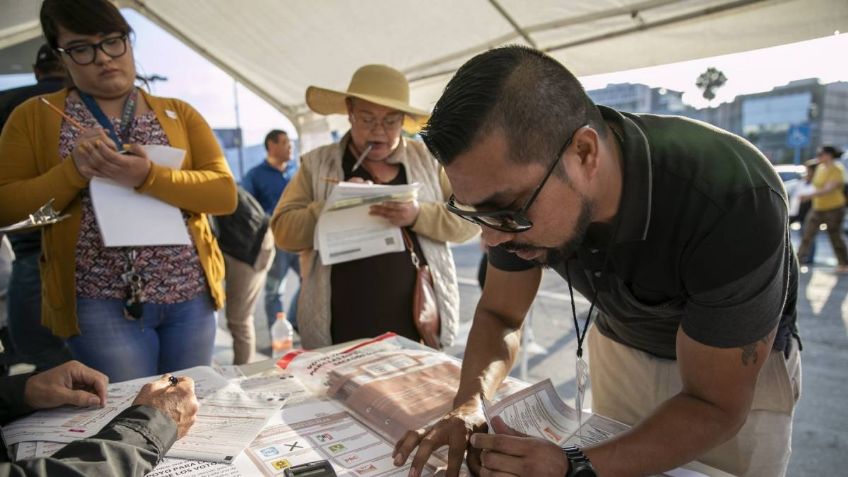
78;88;138;149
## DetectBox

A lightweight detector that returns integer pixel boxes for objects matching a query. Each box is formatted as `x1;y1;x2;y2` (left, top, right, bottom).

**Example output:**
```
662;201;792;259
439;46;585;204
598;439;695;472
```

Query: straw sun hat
305;64;429;132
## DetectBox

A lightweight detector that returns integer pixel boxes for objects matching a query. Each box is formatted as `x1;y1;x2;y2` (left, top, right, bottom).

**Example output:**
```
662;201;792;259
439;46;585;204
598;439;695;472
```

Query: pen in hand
40;97;86;130
40;97;131;155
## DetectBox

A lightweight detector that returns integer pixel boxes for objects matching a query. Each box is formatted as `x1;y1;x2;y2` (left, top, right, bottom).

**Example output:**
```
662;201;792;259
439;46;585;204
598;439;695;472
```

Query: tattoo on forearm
740;337;769;366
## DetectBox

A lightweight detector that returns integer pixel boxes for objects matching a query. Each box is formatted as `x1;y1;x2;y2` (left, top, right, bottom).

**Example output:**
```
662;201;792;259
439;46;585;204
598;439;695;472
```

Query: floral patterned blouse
59;96;208;303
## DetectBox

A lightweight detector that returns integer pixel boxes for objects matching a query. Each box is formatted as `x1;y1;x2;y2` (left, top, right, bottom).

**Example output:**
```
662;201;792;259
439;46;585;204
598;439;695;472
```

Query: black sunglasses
446;124;587;233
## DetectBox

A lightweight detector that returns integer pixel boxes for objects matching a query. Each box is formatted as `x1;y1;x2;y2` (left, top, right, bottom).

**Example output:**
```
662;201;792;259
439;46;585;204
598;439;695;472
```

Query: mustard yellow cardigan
0;88;237;338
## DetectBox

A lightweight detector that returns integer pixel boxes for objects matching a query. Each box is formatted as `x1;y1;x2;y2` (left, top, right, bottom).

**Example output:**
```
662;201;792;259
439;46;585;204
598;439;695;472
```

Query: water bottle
271;312;293;357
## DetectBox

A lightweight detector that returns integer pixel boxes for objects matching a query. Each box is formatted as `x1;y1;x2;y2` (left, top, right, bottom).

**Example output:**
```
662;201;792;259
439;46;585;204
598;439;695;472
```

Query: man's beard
502;197;593;267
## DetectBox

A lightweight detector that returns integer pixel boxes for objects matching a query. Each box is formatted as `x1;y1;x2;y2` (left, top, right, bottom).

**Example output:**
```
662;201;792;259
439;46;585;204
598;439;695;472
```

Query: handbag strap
400;228;421;269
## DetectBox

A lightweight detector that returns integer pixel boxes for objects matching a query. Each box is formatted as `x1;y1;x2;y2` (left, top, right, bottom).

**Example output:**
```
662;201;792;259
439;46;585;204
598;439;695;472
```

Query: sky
579;31;848;109
2;10;846;146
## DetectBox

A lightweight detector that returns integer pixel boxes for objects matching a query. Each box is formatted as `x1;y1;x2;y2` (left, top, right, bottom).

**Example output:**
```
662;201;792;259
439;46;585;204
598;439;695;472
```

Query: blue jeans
7;252;72;371
264;248;301;330
67;295;216;382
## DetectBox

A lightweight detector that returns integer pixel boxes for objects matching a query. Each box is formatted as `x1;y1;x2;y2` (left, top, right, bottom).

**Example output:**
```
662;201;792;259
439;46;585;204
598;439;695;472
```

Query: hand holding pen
41;97;150;187
132;374;199;439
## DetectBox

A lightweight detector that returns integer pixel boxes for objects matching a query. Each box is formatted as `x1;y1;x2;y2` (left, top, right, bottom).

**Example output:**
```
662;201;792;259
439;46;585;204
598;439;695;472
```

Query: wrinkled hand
471;417;568;477
132;374;199;439
393;399;486;477
24;360;108;410
347;177;373;185
72;133;151;188
370;200;420;227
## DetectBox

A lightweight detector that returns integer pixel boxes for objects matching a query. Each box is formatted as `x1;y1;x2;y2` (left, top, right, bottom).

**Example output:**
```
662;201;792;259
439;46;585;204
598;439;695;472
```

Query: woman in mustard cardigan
0;0;236;382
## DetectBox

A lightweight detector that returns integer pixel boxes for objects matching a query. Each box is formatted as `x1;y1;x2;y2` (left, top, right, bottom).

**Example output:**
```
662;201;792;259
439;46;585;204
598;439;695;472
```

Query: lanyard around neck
78;88;138;149
565;260;597;359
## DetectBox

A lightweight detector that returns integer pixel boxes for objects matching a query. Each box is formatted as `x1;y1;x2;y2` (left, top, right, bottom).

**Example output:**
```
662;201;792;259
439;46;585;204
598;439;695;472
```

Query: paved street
217;229;847;476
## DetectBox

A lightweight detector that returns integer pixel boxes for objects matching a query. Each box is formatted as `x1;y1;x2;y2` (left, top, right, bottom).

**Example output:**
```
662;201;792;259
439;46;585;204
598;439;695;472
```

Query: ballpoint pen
350;142;373;172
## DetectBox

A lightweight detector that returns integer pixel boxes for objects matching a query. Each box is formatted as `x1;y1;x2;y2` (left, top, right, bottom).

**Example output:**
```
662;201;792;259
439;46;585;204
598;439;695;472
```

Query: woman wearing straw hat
271;64;478;349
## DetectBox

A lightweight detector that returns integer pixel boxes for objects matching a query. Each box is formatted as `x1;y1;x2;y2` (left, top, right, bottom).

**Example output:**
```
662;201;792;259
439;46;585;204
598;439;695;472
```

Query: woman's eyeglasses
351;112;405;132
56;35;128;66
446;125;587;233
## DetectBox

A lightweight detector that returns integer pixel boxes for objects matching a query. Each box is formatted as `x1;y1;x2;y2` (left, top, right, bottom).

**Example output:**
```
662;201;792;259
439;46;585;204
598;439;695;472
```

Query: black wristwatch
562;445;597;477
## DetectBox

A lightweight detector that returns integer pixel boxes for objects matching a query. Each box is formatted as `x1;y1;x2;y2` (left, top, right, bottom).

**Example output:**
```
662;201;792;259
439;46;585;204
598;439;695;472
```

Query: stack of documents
314;182;420;265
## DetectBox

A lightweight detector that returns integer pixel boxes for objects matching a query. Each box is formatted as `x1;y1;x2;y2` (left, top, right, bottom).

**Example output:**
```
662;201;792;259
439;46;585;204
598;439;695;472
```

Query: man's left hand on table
24;360;108;410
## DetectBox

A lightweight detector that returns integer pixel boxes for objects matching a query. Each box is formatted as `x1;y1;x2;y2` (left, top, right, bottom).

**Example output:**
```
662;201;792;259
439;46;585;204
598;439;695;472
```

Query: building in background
588;78;848;164
587;82;687;116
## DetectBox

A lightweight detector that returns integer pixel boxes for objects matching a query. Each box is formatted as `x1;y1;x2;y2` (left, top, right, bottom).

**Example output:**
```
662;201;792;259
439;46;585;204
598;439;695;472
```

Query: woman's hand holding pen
71;127;117;180
71;130;152;188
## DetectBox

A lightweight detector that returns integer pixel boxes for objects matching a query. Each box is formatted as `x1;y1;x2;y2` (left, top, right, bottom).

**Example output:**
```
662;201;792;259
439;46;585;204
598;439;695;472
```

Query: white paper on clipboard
90;145;191;247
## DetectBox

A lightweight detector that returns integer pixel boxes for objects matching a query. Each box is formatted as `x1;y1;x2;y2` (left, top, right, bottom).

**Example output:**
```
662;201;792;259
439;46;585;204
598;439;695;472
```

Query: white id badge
575;356;590;442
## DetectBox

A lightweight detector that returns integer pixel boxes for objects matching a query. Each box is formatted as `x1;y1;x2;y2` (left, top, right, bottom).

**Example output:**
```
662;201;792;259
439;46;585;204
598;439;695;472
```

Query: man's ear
572;126;601;179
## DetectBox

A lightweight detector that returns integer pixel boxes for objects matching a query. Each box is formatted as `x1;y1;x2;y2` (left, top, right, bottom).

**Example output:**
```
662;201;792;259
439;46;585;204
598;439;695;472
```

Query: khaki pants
797;206;848;265
588;326;801;477
223;230;275;364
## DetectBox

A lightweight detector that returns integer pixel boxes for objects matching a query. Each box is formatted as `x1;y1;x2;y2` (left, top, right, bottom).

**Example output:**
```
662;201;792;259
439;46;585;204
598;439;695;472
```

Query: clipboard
0;199;70;234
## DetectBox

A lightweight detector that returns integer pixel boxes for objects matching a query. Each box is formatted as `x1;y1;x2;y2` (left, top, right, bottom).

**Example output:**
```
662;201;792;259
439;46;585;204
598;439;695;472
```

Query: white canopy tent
2;0;847;148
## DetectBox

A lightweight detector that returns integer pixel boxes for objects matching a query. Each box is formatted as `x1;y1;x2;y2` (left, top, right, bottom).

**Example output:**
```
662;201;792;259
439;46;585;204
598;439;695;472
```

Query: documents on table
148;458;241;477
13;441;64;461
481;378;719;477
90;144;191;247
166;386;284;463
235;399;454;477
6;337;728;476
314;182;420;265
3;365;278;464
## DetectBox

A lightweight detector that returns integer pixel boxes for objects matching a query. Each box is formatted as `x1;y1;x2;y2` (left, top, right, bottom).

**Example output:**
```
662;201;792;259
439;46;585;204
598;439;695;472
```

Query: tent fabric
3;0;847;143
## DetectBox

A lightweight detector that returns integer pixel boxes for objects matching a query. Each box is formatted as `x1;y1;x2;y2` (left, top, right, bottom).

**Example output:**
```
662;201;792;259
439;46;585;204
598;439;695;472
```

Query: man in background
0;44;66;129
211;188;275;364
0;44;71;374
242;130;301;331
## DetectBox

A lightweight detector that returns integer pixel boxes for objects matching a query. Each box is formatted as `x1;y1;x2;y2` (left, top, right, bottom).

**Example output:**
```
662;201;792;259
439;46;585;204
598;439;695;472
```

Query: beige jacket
271;134;478;348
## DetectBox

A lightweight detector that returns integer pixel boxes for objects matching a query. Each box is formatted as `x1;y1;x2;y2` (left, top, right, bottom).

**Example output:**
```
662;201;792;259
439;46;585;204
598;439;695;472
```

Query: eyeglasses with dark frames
351;111;405;132
446;124;587;233
56;34;128;66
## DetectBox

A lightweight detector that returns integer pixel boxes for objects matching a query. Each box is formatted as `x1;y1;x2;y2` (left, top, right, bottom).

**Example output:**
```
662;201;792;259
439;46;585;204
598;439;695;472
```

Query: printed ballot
4;366;283;465
314;182;419;265
481;379;726;477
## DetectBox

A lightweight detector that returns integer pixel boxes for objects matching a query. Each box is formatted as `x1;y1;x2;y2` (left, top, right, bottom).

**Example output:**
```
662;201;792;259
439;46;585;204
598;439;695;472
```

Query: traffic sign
787;124;811;148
